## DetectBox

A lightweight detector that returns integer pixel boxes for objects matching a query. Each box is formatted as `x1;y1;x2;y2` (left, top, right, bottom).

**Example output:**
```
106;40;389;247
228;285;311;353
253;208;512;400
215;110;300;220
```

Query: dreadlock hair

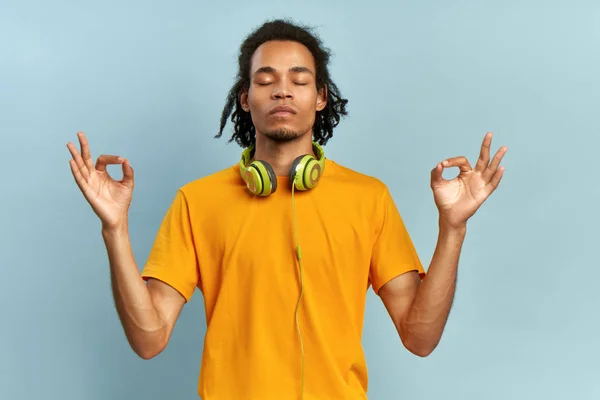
215;18;349;148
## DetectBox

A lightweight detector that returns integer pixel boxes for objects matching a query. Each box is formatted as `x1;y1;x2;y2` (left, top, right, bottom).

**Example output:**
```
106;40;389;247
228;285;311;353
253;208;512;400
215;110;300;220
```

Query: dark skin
66;40;506;359
380;132;506;356
240;40;327;176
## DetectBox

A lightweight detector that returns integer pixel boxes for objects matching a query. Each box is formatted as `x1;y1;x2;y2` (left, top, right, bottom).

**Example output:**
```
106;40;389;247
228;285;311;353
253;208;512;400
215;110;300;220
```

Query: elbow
129;336;167;360
133;347;164;360
135;346;163;360
407;343;436;358
400;331;439;358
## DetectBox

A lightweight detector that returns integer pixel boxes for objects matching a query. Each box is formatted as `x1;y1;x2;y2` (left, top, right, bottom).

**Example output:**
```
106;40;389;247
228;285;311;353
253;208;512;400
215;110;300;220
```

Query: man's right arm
66;132;187;359
103;223;186;360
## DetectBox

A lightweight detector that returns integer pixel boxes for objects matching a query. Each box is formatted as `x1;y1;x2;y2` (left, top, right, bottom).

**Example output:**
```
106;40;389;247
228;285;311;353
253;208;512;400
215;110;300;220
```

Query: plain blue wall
1;0;599;399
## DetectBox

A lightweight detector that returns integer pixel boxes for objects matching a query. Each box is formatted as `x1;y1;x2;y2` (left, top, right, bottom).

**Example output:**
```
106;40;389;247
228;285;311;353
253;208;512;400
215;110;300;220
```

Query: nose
271;81;293;100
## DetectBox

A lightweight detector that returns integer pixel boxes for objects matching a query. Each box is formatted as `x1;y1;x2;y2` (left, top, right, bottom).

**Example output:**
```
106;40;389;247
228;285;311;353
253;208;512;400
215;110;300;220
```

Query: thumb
430;162;444;188
121;158;134;189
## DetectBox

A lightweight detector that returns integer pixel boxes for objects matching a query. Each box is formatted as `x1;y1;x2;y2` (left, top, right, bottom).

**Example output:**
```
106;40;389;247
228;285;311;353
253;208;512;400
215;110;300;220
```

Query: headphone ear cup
254;160;277;195
242;164;262;195
303;158;323;190
243;160;277;196
289;155;308;188
290;155;322;191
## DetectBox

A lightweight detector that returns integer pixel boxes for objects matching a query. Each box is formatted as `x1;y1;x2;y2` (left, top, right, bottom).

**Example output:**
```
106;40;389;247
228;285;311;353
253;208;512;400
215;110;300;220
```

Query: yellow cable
292;183;305;400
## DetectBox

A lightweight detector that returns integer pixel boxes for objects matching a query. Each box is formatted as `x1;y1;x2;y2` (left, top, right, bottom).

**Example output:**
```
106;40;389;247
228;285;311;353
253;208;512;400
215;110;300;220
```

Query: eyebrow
252;66;314;77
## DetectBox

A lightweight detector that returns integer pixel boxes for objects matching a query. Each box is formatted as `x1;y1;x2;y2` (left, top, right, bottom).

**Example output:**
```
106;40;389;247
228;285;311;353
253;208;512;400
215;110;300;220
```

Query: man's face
240;40;327;143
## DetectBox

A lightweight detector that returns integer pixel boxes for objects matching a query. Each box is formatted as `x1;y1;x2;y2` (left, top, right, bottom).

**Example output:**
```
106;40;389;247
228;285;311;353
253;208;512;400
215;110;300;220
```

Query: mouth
269;105;297;116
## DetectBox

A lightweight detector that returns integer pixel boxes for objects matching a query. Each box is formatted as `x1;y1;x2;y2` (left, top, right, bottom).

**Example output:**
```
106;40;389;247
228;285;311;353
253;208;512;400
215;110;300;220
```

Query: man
67;19;506;400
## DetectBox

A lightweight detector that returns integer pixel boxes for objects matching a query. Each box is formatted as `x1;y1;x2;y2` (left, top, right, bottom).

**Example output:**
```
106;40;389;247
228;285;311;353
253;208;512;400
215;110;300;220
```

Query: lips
269;105;297;115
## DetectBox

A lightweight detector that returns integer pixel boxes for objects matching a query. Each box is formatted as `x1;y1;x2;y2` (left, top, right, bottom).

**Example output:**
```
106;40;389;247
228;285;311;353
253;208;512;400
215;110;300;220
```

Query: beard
262;127;303;143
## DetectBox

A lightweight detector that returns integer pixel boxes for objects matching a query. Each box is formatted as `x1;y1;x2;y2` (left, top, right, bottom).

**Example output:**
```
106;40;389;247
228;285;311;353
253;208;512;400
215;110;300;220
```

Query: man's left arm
379;132;507;357
379;222;465;357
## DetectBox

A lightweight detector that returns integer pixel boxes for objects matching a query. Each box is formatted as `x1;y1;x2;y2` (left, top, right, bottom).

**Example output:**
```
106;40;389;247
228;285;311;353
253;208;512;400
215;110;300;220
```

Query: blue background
1;0;599;399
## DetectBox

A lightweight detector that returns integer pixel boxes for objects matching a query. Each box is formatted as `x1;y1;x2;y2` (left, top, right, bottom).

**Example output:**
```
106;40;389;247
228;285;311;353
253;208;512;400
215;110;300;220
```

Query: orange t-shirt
141;158;425;399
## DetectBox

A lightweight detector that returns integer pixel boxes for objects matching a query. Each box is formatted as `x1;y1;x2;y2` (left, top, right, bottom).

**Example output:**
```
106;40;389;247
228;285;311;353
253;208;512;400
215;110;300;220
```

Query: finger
487;166;505;192
430;162;445;188
69;159;91;196
442;156;472;173
121;158;134;190
77;132;95;172
483;146;508;182
474;132;493;173
66;141;90;181
95;155;124;172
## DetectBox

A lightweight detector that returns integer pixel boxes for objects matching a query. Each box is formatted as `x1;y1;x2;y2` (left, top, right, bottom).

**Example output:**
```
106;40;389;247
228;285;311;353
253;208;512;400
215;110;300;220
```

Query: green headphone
239;141;326;196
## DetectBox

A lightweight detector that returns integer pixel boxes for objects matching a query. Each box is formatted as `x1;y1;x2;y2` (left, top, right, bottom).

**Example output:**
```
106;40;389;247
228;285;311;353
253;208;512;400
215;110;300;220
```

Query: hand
67;132;134;229
430;132;507;229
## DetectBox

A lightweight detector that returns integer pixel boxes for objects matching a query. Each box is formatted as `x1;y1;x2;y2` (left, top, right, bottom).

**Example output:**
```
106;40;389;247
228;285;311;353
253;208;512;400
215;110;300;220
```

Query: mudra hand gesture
431;132;507;229
66;132;135;230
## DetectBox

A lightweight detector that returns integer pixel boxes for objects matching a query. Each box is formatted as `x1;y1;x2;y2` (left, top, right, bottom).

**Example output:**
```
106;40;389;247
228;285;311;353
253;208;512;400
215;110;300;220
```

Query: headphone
239;141;326;196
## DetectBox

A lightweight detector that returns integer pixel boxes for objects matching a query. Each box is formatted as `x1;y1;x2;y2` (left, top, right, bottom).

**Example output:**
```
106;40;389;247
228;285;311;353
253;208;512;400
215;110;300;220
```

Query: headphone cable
292;184;305;400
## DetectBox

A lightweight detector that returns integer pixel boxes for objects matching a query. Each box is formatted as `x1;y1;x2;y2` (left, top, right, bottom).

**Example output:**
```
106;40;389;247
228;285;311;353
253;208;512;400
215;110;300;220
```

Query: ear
240;89;250;112
316;84;328;112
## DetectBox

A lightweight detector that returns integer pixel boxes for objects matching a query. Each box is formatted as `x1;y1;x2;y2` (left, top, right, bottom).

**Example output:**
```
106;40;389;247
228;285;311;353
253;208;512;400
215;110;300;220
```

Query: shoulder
324;159;389;196
175;164;244;205
322;159;398;229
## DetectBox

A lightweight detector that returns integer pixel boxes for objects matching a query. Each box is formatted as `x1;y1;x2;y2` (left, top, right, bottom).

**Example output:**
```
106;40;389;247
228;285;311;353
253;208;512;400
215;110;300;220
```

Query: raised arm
67;132;185;359
380;132;507;356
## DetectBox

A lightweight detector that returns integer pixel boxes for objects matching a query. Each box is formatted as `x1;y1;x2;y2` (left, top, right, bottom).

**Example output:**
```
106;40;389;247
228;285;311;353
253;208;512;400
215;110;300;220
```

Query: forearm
102;223;166;358
401;220;466;355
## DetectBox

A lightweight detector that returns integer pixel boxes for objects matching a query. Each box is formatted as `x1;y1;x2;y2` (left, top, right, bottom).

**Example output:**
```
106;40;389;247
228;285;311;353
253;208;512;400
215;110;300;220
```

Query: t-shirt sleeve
141;189;200;302
370;186;426;295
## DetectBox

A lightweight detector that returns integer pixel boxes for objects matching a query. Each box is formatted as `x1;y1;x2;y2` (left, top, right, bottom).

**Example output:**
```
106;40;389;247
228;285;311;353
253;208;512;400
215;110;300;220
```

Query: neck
251;134;315;177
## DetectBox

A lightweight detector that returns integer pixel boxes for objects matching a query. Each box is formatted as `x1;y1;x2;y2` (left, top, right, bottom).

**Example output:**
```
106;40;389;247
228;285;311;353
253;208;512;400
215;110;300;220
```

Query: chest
199;188;376;285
